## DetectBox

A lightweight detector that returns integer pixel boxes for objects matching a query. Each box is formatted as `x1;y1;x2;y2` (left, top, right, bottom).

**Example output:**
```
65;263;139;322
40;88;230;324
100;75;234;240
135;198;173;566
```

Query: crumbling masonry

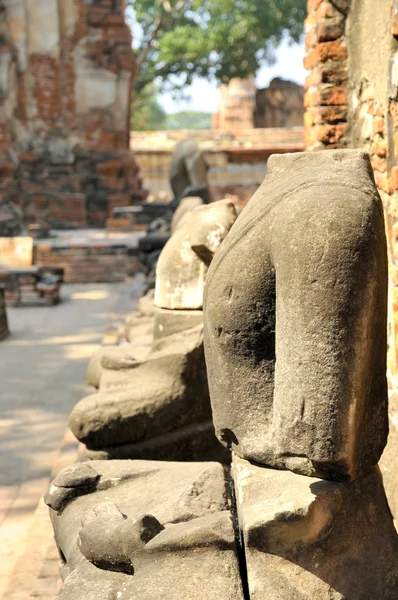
0;0;145;227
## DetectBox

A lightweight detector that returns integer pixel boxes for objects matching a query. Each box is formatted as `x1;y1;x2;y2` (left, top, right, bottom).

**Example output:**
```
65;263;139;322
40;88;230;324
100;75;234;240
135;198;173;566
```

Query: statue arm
270;186;387;477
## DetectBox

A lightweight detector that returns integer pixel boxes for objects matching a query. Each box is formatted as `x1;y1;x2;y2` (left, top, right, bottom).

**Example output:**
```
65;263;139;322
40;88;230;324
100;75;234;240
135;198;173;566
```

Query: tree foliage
164;111;212;130
130;83;166;130
127;0;306;96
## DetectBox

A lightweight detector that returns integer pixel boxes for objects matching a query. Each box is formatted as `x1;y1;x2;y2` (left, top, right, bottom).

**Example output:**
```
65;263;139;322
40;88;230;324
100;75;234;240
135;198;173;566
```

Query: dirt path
0;279;143;598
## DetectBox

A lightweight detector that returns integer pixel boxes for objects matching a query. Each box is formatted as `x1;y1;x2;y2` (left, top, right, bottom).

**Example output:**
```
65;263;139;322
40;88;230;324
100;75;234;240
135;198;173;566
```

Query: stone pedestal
233;455;398;599
70;309;227;462
45;460;244;600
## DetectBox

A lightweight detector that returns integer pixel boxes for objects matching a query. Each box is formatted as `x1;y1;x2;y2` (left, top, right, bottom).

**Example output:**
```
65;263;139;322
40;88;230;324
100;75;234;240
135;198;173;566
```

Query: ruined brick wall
304;0;349;150
0;0;145;227
254;78;304;128
35;240;139;283
213;77;305;132
304;0;398;383
213;79;257;132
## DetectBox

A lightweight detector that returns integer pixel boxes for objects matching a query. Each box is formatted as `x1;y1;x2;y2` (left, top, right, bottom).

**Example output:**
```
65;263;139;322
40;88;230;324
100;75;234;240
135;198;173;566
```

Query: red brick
316;2;336;18
304;109;316;128
304;88;321;107
374;171;392;194
373;116;385;136
391;166;398;191
316;123;348;144
307;0;323;12
371;155;387;173
304;41;347;70
393;5;398;37
319;86;348;106
305;28;318;52
318;105;347;123
373;138;388;158
0;163;17;176
316;19;345;43
305;70;322;89
20;152;40;164
390;100;398;127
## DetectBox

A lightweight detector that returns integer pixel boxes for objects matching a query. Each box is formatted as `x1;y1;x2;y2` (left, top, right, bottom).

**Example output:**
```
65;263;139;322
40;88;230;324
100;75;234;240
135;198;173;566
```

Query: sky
158;38;307;115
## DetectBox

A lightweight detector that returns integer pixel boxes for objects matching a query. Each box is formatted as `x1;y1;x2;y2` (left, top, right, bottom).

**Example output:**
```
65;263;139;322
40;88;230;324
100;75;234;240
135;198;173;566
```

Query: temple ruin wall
304;0;398;384
0;0;145;227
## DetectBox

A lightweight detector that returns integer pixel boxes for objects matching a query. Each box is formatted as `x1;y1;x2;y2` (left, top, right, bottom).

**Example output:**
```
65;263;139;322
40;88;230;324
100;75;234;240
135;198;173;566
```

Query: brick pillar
303;0;349;150
303;0;398;384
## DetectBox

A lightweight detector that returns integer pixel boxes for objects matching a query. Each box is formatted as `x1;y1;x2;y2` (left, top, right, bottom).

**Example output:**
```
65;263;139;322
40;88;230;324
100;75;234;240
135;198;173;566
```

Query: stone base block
232;454;398;599
85;419;230;463
45;459;244;600
70;323;214;460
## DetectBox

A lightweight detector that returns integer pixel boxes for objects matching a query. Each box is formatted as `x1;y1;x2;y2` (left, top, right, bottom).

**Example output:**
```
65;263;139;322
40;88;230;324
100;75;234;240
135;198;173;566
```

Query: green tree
128;0;306;97
164;111;212;130
131;83;166;130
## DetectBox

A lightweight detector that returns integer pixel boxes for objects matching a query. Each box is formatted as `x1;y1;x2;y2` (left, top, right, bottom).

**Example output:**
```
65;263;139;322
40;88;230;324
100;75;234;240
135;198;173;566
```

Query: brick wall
304;0;349;150
35;241;140;284
0;0;145;227
303;0;398;383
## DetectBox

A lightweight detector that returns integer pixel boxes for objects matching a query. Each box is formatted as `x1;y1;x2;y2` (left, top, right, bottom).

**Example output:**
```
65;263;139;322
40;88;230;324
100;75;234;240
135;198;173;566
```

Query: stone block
45;459;244;600
233;454;398;599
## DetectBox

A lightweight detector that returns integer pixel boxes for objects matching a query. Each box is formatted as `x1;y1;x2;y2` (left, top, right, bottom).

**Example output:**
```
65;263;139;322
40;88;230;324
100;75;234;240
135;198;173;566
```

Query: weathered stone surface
171;195;204;233
86;316;154;388
151;307;204;350
169;138;210;202
204;150;388;480
69;322;227;461
45;463;100;513
380;390;398;529
46;459;244;600
233;454;398;599
155;200;238;310
136;288;155;318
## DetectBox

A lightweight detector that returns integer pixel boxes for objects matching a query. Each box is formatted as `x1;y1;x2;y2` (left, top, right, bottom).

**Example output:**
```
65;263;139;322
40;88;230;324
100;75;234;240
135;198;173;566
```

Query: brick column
303;0;349;150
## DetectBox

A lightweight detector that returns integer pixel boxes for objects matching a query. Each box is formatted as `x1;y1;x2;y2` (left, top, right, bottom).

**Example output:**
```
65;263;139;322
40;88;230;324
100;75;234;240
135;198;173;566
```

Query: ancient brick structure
304;0;398;384
254;78;304;128
0;0;145;227
304;0;348;150
132;128;305;207
212;78;257;132
35;237;140;283
213;77;304;132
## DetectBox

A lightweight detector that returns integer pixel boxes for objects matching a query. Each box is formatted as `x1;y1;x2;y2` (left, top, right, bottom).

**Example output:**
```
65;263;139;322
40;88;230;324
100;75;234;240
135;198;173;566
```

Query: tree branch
136;18;163;69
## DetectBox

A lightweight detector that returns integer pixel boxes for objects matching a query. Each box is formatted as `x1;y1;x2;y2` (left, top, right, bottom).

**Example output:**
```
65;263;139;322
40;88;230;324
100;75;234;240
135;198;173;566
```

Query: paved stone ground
0;278;143;599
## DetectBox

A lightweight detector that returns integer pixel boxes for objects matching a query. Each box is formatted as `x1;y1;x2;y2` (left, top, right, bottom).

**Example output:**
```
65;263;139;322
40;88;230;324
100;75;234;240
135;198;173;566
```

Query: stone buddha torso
204;150;388;480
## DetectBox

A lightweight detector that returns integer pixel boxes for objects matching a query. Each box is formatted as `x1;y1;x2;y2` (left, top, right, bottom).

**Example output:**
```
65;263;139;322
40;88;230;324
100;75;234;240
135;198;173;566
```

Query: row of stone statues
45;150;398;599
